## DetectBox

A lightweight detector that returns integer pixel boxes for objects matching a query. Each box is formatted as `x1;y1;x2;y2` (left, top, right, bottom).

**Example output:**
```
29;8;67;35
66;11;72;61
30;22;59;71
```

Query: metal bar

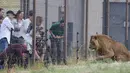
85;0;88;59
20;0;23;11
26;0;30;18
76;32;79;63
106;0;110;35
63;0;67;65
32;0;36;64
45;0;48;52
103;0;106;34
58;6;62;21
125;0;129;48
23;0;26;19
25;0;27;18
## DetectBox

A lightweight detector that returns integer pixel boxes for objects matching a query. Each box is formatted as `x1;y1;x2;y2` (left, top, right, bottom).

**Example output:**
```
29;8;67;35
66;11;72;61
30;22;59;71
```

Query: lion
89;34;130;61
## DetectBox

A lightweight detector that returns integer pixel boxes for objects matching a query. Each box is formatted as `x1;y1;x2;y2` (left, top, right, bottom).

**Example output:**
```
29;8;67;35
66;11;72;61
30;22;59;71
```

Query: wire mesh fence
0;0;90;66
0;0;20;13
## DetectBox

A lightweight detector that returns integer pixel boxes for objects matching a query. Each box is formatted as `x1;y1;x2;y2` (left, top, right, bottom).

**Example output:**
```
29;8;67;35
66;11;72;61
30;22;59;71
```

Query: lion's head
89;35;100;50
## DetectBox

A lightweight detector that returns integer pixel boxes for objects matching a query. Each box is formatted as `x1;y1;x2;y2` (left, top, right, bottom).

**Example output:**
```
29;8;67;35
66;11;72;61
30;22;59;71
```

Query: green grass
1;60;130;73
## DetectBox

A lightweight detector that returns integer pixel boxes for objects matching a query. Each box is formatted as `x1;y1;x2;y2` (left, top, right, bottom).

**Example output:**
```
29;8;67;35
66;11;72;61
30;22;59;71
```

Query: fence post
63;0;67;65
45;0;48;50
26;0;30;18
32;0;36;64
23;0;26;19
125;0;129;48
84;0;88;59
76;32;79;63
106;0;110;35
20;0;23;10
58;6;62;21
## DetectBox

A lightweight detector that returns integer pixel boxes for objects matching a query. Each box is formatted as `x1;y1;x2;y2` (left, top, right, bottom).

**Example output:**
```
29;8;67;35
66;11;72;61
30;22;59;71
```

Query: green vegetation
1;60;130;73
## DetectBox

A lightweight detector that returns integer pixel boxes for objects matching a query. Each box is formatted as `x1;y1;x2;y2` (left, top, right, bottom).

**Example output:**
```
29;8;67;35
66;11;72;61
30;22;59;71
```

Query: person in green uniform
49;19;64;65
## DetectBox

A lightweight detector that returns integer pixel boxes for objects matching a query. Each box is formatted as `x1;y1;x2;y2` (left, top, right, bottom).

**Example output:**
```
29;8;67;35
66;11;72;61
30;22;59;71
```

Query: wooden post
125;0;129;48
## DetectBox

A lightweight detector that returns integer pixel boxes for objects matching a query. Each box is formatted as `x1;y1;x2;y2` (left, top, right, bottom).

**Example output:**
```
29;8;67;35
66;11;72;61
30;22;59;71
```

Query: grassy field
1;60;130;73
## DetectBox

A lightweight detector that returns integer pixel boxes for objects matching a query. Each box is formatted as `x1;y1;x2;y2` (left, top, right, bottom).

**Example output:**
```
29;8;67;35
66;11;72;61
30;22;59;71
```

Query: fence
0;0;88;63
0;0;20;13
3;0;129;64
28;0;88;62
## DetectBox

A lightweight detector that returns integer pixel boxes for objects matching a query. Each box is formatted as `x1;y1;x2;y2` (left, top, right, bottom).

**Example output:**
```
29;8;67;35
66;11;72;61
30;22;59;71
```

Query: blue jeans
0;38;8;52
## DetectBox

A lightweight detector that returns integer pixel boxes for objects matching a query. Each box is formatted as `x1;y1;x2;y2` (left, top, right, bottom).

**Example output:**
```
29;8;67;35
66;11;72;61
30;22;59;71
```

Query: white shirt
23;19;31;32
0;17;14;44
23;19;32;45
12;19;25;38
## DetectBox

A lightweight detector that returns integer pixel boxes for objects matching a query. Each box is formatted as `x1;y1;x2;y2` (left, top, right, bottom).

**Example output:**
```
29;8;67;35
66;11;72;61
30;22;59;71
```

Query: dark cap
60;19;64;23
6;10;15;16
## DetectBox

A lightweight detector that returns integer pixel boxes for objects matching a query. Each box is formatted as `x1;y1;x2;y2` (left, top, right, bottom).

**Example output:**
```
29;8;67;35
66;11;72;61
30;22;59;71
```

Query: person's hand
55;36;64;39
61;36;64;38
55;36;59;38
